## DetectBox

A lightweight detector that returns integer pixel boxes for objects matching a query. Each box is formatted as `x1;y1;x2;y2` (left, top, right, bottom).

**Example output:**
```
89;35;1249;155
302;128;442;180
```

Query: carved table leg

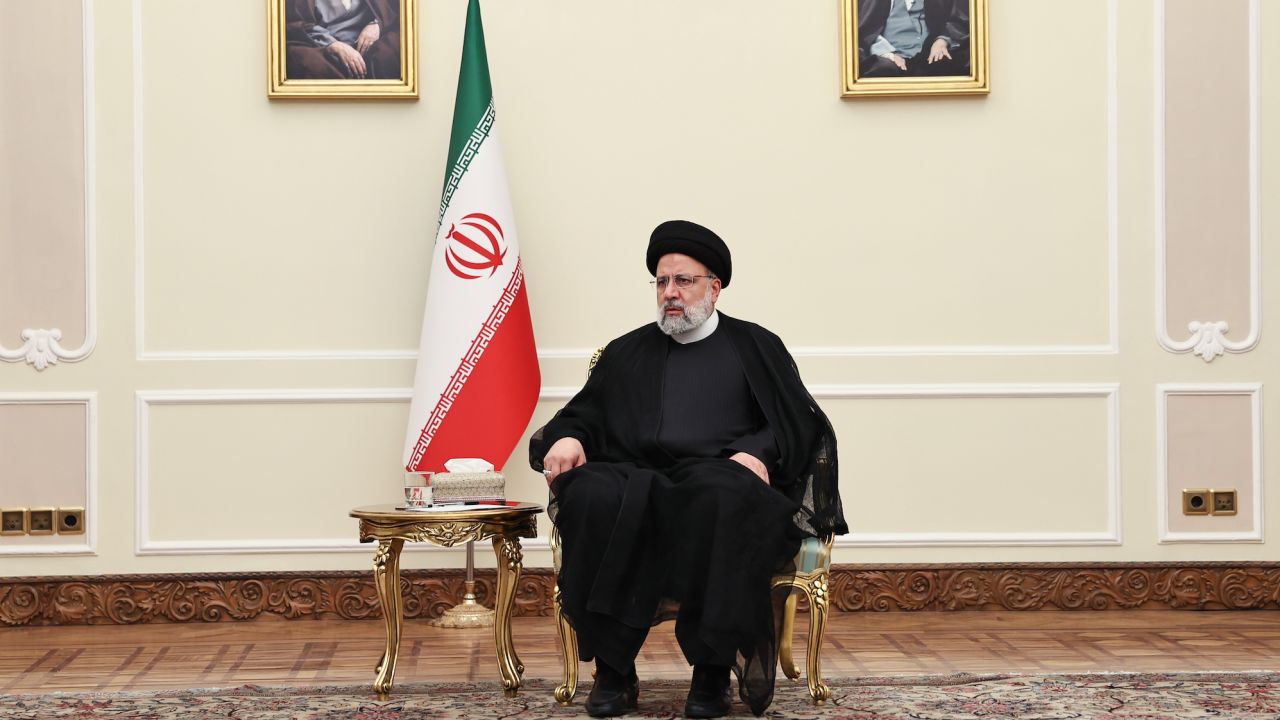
372;537;405;698
492;534;525;695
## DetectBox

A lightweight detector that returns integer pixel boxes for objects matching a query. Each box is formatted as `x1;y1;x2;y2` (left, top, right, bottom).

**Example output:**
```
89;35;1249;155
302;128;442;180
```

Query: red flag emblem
444;212;507;280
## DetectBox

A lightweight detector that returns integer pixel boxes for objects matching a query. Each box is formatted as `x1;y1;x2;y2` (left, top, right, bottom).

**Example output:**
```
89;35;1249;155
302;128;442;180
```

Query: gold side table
350;502;542;698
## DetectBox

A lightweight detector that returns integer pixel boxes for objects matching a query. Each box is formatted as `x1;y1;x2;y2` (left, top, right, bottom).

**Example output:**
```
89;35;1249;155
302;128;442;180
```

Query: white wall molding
141;349;420;362
131;0;422;365
137;383;1120;554
134;1;1118;363
132;0;146;362
0;0;98;371
555;383;1123;548
134;387;563;556
1154;0;1261;362
0;393;98;556
139;342;1123;364
136;388;418;555
810;383;1123;547
1156;384;1264;544
137;536;554;556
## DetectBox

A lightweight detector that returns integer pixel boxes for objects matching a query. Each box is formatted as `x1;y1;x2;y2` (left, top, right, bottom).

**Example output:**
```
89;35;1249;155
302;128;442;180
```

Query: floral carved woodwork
402;521;485;546
4;565;1280;626
828;565;1280;612
0;569;556;627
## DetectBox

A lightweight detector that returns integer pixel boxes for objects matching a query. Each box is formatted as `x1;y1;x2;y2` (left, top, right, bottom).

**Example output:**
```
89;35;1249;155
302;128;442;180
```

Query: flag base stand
430;589;494;628
430;540;495;629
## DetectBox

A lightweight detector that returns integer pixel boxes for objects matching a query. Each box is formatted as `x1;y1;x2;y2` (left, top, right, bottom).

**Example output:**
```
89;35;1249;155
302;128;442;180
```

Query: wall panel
1158;385;1262;543
819;386;1118;546
138;391;412;553
0;0;95;370
1157;0;1260;361
0;394;96;555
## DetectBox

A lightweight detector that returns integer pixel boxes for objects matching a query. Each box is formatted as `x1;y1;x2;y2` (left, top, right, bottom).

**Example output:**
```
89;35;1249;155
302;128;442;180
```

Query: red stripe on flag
407;265;540;472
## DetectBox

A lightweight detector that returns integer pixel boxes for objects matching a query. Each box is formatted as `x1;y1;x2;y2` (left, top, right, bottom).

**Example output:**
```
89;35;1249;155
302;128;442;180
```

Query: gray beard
656;294;714;336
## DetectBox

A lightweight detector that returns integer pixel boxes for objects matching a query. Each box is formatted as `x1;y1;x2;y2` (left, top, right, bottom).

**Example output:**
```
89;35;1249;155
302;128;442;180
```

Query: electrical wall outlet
1182;489;1210;515
27;508;55;535
1211;489;1238;516
56;507;85;534
0;508;26;535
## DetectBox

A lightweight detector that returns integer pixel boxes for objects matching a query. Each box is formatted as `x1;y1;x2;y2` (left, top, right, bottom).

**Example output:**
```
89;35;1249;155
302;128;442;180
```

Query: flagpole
406;0;537;631
430;540;495;628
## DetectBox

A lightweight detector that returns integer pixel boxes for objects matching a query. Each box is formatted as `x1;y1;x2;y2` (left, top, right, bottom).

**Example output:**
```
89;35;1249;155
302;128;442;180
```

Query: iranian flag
402;0;540;473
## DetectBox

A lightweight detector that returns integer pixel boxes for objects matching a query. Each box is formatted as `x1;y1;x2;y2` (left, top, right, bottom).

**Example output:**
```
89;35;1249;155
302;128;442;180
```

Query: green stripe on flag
441;0;494;203
437;101;494;224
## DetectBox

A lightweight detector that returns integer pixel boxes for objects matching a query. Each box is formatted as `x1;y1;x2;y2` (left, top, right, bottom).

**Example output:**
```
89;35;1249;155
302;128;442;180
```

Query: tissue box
432;471;505;504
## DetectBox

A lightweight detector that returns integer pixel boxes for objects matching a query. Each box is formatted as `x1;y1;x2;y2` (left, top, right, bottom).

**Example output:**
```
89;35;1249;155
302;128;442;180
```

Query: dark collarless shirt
656;324;779;471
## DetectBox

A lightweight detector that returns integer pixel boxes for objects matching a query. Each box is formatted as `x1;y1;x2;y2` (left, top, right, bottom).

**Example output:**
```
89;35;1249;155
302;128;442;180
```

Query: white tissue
444;458;494;473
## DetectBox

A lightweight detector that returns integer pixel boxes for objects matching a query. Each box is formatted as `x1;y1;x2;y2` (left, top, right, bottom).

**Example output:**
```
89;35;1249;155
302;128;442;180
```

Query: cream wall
0;0;1276;576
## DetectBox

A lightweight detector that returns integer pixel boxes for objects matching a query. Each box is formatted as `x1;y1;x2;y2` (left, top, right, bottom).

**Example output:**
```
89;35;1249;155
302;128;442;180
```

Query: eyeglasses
650;274;714;290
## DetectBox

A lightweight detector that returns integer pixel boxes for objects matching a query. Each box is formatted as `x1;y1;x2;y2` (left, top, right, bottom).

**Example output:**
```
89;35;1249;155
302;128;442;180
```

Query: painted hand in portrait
286;0;402;80
857;0;970;78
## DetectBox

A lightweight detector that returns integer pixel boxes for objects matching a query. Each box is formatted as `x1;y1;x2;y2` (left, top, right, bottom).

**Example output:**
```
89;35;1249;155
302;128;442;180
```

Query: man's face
654;253;721;335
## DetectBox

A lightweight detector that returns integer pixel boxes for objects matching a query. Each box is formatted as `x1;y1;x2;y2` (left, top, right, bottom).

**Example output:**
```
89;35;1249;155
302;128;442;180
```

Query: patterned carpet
3;673;1279;719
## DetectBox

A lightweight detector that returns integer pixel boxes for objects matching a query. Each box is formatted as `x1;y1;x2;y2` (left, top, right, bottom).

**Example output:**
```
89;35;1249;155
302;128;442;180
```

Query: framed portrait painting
841;0;988;98
268;0;418;99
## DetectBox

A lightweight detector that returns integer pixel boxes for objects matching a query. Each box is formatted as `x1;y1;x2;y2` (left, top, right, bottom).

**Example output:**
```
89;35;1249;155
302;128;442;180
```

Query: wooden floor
4;610;1280;694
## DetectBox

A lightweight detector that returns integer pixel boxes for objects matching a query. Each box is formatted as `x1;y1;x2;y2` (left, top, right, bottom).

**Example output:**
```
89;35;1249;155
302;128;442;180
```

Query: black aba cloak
530;313;846;715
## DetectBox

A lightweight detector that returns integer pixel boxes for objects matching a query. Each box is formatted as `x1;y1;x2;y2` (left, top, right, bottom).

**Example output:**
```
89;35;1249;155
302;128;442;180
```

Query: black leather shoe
585;661;639;718
683;664;731;718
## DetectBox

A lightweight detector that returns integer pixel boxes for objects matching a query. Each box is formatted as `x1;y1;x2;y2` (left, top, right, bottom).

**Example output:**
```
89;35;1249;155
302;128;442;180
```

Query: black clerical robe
658;324;778;468
529;313;846;715
531;313;845;538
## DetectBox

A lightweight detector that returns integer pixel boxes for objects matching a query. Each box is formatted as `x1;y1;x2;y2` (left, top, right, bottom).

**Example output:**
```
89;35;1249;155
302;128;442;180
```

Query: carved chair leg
778;588;801;680
553;584;579;705
803;571;831;704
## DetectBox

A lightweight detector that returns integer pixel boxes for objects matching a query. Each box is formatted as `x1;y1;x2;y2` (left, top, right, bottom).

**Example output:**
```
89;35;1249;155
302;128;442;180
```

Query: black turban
646;220;732;288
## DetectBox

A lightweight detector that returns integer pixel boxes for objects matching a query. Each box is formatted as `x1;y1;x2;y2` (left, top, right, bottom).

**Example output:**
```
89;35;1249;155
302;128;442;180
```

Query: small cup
404;472;433;508
404;486;431;507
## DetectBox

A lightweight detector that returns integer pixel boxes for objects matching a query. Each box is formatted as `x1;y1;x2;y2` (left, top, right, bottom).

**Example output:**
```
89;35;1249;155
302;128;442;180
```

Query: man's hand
730;452;770;485
542;437;586;484
325;41;367;77
881;52;908;72
355;22;381;54
927;38;952;64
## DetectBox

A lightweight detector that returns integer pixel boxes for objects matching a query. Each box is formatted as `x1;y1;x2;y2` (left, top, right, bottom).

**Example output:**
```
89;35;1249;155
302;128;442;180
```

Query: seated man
530;220;846;718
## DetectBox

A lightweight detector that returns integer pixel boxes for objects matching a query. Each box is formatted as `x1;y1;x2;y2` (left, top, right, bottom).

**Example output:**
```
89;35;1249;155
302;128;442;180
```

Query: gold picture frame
268;0;418;99
841;0;989;98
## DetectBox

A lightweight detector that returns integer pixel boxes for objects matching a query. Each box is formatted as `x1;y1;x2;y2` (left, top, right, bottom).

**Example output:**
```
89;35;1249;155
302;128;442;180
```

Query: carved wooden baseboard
828;563;1280;612
4;563;1279;626
0;568;556;627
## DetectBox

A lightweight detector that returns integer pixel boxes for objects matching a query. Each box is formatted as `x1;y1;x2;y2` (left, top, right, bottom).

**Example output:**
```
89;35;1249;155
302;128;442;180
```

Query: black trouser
553;459;799;674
